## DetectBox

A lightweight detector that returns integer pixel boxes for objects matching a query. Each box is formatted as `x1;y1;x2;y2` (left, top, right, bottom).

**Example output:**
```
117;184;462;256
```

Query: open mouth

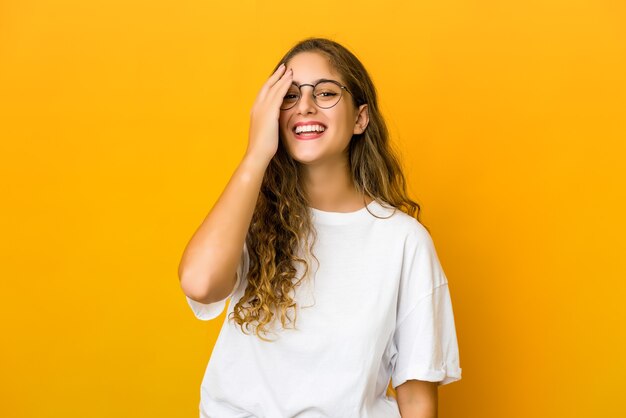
293;124;327;140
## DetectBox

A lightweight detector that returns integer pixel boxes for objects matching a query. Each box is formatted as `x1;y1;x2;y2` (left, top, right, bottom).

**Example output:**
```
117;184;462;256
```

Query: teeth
295;124;326;134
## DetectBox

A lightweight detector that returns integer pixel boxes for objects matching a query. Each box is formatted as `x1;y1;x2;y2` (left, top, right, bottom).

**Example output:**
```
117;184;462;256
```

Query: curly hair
228;37;427;341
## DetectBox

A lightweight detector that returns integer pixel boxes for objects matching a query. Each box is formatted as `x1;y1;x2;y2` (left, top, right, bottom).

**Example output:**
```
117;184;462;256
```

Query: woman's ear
353;104;369;135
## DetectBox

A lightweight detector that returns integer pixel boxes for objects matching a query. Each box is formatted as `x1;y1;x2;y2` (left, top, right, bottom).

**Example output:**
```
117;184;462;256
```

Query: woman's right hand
246;63;293;164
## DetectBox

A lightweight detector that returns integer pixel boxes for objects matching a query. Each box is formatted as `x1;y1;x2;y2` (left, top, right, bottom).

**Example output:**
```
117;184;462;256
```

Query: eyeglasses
280;79;351;111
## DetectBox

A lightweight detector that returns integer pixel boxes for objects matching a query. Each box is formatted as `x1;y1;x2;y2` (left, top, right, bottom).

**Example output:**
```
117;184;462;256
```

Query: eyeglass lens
281;81;343;110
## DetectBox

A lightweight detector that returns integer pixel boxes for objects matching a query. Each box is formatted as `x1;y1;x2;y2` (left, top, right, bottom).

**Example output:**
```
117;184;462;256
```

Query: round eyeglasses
280;79;351;111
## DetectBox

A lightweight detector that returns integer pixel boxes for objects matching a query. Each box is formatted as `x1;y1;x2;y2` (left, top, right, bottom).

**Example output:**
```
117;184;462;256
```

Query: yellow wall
1;1;624;417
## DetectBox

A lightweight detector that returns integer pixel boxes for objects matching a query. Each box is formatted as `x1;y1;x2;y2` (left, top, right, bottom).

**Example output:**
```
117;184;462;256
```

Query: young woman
179;37;462;418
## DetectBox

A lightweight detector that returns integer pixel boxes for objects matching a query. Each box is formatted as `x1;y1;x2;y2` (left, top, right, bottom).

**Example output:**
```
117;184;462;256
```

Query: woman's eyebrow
291;78;335;86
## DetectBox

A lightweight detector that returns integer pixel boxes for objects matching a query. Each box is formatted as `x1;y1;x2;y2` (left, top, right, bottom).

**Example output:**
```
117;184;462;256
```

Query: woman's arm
178;155;268;303
396;380;438;418
178;63;293;304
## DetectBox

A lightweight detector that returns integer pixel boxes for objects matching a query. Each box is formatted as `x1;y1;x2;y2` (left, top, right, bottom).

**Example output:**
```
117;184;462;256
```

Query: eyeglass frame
280;79;352;111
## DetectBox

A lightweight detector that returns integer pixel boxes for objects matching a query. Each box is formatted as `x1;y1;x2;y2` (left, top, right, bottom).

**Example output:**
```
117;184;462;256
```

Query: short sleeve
185;241;249;321
390;223;462;387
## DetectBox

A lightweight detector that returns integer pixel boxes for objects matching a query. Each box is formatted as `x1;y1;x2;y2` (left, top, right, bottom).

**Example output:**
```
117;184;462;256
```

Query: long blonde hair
229;37;426;341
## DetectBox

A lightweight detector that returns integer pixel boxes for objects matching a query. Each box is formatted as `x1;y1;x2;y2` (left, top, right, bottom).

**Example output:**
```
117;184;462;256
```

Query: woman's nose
296;87;316;114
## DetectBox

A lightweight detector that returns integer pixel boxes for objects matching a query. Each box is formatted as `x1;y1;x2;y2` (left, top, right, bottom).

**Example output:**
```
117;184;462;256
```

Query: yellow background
1;0;625;417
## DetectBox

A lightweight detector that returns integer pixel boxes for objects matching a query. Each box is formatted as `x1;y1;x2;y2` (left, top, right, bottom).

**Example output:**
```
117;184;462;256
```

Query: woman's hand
246;62;293;164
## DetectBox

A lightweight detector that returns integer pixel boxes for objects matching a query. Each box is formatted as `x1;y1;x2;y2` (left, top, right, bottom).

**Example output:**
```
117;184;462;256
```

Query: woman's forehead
287;52;343;84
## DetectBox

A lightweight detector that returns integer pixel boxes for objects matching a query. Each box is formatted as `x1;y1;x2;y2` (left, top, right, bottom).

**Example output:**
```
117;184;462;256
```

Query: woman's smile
292;121;328;140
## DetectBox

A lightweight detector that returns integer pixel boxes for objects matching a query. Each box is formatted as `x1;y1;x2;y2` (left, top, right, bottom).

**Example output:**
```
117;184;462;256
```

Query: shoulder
373;201;432;246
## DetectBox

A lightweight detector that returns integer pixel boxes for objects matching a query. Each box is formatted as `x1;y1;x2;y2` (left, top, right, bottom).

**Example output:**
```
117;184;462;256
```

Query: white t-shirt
185;200;462;417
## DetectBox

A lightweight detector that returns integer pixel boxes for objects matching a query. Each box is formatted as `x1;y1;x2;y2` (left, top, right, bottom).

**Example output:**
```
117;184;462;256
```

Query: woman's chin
288;153;320;165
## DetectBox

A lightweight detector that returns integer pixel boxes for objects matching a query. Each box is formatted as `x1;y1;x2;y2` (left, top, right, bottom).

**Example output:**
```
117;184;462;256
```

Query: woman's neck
301;160;371;212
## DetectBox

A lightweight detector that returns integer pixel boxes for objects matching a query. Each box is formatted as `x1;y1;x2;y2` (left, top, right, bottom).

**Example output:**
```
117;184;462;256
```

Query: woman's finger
268;67;293;100
259;63;287;95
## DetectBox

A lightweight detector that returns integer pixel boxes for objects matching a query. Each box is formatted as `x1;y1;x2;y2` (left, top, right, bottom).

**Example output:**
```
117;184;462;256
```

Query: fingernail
279;63;285;68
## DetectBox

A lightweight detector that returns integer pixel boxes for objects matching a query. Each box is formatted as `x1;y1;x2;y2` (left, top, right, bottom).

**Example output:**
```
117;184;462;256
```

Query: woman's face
278;51;368;167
